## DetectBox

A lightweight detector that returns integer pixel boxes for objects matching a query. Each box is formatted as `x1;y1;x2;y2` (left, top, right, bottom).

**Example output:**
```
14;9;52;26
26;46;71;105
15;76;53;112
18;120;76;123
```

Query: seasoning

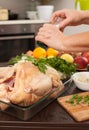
76;76;89;83
66;94;89;106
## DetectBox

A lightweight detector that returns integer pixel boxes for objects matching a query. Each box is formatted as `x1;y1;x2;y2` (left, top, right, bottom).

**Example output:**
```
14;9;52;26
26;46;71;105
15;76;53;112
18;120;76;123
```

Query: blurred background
0;0;89;35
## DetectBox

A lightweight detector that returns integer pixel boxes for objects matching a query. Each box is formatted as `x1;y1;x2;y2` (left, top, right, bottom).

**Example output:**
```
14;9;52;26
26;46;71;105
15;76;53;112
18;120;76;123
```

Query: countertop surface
0;70;89;130
0;19;47;25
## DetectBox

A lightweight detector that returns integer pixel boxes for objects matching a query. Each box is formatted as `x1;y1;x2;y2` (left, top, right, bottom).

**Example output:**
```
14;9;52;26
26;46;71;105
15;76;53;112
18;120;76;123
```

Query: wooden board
57;92;89;122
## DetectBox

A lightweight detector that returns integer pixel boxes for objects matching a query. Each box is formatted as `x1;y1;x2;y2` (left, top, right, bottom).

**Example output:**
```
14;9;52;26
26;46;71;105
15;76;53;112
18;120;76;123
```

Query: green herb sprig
66;94;89;106
8;54;76;76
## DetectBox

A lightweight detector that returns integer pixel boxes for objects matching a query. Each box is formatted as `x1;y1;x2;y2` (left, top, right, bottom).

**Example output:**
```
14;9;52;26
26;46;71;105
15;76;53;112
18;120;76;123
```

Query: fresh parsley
66;94;89;105
8;54;76;76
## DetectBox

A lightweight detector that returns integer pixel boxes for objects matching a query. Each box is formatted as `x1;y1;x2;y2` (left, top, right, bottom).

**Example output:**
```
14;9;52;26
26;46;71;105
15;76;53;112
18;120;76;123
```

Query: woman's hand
50;9;85;31
35;24;67;51
35;23;89;52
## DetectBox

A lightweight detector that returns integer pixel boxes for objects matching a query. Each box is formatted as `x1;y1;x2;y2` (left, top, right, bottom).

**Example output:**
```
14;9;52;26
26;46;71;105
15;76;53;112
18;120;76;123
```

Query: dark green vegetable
66;94;89;106
83;95;89;104
8;54;76;76
8;55;22;64
37;41;48;49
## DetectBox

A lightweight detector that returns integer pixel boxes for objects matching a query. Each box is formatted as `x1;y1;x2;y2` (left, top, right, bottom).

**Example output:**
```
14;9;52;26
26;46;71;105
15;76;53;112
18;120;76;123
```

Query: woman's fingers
50;9;66;23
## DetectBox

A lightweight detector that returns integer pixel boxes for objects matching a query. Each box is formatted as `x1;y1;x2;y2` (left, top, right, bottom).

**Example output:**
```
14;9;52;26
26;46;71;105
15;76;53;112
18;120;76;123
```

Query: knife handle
37;41;48;49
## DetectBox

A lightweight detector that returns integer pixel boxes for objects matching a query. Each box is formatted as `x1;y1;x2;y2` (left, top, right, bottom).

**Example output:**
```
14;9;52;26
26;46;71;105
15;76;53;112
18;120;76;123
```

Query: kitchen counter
0;73;89;130
0;19;46;35
0;19;47;25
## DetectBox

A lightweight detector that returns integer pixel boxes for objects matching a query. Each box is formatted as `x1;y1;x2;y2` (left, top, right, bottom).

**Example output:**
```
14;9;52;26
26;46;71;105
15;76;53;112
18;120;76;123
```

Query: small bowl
72;72;89;91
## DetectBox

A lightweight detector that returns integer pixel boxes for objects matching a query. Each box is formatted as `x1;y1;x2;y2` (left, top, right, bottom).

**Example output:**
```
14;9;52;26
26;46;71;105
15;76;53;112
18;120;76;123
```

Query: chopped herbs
66;94;89;106
8;54;76;76
8;55;22;64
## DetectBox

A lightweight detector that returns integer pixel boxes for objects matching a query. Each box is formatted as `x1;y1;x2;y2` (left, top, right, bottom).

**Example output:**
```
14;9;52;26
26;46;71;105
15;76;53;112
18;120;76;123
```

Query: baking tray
0;79;72;120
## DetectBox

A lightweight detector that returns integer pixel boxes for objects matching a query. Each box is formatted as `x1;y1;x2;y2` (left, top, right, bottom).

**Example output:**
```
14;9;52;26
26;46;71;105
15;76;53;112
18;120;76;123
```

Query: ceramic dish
0;79;72;120
72;72;89;91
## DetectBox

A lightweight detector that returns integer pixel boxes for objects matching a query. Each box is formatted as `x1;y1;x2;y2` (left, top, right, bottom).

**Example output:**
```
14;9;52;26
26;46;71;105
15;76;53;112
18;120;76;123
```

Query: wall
0;0;30;19
0;0;75;19
50;0;75;10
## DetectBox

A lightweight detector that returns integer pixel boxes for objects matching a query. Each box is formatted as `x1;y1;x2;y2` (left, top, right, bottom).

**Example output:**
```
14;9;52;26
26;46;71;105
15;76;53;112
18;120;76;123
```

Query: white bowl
72;72;89;91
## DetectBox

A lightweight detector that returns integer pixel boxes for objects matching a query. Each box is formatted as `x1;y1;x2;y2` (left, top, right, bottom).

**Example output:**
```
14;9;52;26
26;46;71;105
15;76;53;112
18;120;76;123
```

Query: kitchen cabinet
0;20;45;61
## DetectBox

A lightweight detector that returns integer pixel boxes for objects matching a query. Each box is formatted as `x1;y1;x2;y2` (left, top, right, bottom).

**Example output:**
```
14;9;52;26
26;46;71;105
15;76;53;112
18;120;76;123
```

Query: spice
66;94;89;106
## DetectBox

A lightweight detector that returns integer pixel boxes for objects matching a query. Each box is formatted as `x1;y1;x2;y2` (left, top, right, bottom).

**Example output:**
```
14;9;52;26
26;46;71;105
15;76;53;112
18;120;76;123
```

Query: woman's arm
50;9;89;31
35;24;89;52
63;31;89;52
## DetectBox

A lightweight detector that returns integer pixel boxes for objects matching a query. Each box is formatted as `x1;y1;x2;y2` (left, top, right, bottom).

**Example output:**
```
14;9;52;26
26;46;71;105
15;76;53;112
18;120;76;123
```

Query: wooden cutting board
57;92;89;122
